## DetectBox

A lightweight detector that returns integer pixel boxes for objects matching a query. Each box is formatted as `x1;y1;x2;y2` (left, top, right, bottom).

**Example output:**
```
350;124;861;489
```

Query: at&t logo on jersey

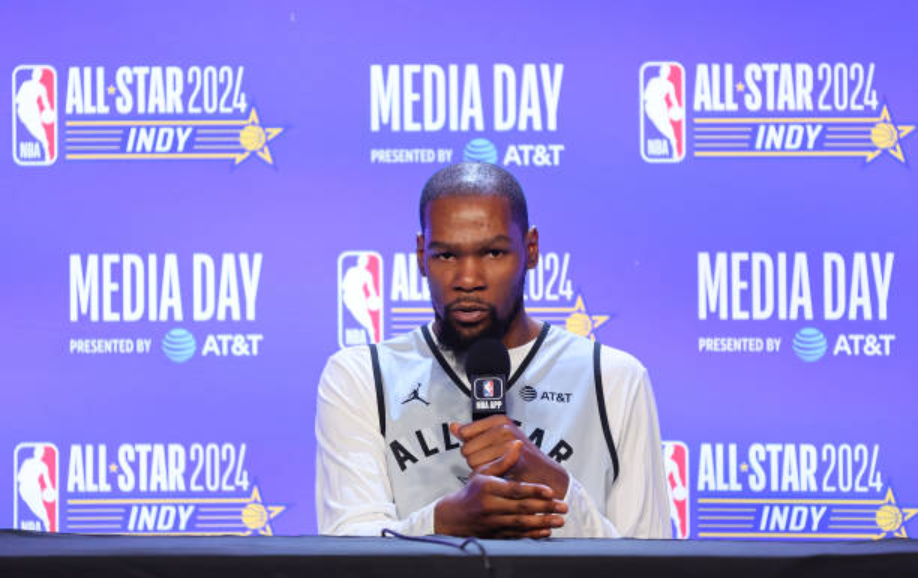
13;442;59;532
338;251;384;348
640;62;685;162
13;65;58;166
663;440;690;539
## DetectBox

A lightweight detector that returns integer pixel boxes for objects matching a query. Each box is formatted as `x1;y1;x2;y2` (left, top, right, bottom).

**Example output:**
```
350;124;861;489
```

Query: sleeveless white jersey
370;324;618;519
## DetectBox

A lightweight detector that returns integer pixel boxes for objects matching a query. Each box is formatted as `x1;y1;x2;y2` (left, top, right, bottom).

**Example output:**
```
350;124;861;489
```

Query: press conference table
2;531;917;578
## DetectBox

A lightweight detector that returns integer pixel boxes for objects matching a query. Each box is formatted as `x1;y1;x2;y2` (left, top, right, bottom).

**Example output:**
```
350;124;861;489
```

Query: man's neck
501;310;542;350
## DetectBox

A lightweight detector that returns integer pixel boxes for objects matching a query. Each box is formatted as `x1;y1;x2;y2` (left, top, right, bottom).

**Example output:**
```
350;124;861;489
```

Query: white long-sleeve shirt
315;326;671;538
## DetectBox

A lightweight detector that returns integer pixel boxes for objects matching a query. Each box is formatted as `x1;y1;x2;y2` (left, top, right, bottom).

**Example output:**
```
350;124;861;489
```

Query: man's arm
315;348;566;537
555;350;671;538
315;347;436;535
452;347;672;538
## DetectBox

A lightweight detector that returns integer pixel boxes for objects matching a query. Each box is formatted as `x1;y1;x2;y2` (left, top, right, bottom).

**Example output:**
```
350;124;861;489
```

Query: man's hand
450;416;570;498
434;441;567;538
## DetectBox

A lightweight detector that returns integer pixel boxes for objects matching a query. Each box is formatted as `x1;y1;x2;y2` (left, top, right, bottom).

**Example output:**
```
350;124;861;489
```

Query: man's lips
448;305;489;325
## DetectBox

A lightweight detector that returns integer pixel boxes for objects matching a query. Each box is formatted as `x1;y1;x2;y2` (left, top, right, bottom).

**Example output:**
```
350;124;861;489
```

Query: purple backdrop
2;0;916;539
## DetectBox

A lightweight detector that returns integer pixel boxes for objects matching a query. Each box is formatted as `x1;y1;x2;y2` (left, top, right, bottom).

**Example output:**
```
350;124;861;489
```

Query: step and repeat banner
2;1;916;539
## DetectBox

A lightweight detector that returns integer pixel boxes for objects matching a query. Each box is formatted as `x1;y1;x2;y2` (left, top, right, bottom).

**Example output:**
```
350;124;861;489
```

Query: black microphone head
465;337;510;380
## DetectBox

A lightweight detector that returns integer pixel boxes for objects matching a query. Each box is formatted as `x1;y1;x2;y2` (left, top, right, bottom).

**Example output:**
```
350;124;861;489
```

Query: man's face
418;194;537;351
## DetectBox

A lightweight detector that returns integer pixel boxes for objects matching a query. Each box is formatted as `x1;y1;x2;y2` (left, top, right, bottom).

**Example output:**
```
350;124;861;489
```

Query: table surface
2;531;918;578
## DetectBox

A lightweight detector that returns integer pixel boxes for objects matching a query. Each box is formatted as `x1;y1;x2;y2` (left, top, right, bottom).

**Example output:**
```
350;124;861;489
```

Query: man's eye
486;249;506;258
435;252;455;260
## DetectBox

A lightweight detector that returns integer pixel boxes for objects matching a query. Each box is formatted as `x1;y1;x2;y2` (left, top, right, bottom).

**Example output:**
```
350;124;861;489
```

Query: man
316;163;670;538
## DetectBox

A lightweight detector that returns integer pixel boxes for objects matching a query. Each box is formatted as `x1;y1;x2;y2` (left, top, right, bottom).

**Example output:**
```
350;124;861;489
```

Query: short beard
433;281;525;356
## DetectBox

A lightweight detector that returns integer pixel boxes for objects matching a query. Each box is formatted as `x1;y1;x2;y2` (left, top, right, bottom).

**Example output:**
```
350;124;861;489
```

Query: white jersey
315;323;671;538
376;324;616;518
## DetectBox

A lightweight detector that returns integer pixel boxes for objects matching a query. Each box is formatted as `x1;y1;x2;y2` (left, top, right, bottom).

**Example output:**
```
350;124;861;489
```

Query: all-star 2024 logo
640;61;914;165
13;64;285;167
14;441;287;535
337;250;610;348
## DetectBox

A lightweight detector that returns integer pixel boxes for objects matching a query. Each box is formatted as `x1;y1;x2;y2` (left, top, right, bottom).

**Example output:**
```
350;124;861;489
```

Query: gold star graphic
866;105;915;163
107;85;116;95
563;295;610;341
236;486;286;536
740;462;749;473
736;82;745;92
873;488;918;539
109;463;118;473
234;108;284;165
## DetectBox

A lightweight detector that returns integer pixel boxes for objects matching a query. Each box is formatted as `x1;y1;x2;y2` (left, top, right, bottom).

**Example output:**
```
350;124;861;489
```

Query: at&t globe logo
463;138;499;163
162;328;197;363
792;327;827;362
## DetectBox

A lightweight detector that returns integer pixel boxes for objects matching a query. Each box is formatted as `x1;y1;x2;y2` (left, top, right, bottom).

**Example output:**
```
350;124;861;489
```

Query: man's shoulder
324;327;428;374
325;344;371;372
547;325;647;376
598;343;647;378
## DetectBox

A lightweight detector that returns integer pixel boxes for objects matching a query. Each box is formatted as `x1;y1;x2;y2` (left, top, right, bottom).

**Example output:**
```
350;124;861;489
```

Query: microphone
465;338;510;421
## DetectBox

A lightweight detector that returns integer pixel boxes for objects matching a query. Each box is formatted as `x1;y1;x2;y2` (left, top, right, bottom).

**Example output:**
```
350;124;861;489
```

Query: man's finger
460;424;516;459
493;528;552;539
486;513;566;531
467;442;515;469
475;440;522;477
485;476;553;500
456;415;510;441
503;497;567;515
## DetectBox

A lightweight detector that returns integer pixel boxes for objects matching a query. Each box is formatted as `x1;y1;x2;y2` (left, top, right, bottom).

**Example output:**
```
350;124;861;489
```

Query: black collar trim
421;325;471;398
508;322;550;390
419;323;552;397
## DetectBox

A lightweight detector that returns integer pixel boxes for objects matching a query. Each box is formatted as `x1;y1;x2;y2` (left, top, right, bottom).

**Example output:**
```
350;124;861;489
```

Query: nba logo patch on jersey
474;378;503;400
13;442;59;532
663;440;690;539
338;251;384;348
13;65;58;166
640;62;685;163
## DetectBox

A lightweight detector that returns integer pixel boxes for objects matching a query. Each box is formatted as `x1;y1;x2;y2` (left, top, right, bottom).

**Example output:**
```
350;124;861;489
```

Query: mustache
445;299;494;312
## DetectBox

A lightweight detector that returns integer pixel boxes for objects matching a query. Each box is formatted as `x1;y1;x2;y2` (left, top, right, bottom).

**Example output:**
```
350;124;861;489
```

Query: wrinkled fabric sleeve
552;348;672;538
315;347;437;536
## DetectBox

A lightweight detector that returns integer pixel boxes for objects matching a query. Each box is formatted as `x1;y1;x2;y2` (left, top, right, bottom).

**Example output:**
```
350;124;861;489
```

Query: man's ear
416;233;427;277
525;226;539;270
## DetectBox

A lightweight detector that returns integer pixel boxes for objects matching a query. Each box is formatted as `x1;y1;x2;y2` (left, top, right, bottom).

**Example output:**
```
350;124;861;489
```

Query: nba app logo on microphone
474;378;503;400
640;62;685;163
337;251;384;348
663;440;690;539
13;65;58;166
13;442;59;532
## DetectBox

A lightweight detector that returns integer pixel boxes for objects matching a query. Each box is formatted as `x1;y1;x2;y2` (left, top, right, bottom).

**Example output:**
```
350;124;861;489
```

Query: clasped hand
433;415;570;538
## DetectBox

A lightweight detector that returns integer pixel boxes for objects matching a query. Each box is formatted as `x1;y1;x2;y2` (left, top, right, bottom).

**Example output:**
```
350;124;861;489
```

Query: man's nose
453;256;485;292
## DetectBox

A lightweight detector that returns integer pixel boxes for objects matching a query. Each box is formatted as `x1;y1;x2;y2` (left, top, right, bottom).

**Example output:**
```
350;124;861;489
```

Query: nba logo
338;251;384;348
662;441;690;539
13;442;59;532
12;65;58;166
640;62;685;162
474;377;503;400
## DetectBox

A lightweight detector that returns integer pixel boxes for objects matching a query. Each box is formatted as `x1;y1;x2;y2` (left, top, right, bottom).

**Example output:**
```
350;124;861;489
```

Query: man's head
417;163;538;353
